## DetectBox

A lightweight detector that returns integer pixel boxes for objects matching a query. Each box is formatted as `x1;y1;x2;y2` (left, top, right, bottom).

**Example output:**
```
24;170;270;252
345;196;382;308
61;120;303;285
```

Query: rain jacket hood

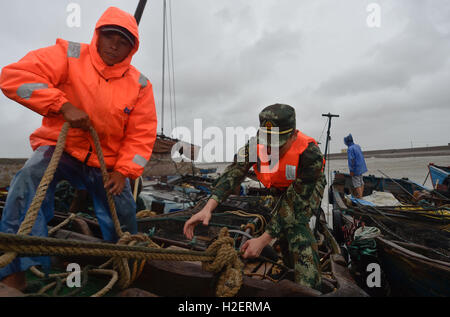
90;7;140;80
344;134;354;147
0;6;157;180
345;135;367;176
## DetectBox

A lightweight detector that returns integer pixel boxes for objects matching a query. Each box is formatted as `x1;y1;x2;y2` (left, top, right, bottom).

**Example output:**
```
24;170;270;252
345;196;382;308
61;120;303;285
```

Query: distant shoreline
1;145;449;164
327;144;450;160
196;145;450;164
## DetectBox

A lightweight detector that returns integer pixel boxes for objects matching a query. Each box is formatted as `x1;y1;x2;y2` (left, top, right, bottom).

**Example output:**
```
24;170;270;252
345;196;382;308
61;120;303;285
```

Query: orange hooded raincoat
0;7;157;180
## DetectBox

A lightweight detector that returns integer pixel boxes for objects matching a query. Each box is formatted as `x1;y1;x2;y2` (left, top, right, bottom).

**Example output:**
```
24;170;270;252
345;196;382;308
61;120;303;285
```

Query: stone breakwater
0;156;196;187
0;159;27;187
328;145;450;160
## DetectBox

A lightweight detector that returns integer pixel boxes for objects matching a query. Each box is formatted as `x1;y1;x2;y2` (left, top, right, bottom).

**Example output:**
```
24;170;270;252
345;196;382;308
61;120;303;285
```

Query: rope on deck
0;122;243;297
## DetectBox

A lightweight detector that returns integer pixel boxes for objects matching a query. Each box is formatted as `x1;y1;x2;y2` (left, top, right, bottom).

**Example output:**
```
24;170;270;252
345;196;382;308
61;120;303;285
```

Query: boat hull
331;171;450;297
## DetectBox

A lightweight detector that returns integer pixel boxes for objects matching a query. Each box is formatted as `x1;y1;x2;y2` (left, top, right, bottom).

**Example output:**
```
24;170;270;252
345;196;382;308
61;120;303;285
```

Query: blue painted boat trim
429;164;450;188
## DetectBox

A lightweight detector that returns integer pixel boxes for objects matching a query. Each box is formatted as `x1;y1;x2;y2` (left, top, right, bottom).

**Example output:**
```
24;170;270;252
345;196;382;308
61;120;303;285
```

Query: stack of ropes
0;123;243;297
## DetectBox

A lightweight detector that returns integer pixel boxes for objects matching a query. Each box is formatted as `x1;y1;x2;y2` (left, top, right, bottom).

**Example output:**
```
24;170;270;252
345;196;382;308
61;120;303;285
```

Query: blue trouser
0;146;137;280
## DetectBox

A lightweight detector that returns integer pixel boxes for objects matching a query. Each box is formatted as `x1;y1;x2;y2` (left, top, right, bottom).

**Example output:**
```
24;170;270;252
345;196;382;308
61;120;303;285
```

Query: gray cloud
317;18;450;97
0;0;449;159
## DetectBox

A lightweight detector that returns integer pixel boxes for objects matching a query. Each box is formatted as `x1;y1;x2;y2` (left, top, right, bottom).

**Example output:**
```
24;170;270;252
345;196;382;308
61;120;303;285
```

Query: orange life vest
253;130;320;189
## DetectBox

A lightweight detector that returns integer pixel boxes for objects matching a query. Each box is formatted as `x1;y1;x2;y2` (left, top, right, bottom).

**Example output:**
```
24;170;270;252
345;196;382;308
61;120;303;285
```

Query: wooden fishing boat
428;163;450;198
0;191;367;297
37;193;366;297
136;175;214;213
198;167;218;175
428;164;450;187
330;171;450;296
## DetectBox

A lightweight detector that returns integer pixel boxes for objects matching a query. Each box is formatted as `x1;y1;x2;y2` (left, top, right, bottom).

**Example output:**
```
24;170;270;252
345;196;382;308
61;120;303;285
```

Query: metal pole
321;113;339;169
320;113;339;227
133;0;147;195
134;0;148;25
161;0;167;136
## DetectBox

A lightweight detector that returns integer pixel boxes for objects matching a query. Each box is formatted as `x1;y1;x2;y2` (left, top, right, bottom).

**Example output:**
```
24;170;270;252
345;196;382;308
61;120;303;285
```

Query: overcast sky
0;0;449;160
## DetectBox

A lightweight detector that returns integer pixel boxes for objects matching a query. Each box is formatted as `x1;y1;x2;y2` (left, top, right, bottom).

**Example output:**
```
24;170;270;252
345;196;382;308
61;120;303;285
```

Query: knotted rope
203;227;243;297
0;228;243;296
112;232;158;289
0;122;243;296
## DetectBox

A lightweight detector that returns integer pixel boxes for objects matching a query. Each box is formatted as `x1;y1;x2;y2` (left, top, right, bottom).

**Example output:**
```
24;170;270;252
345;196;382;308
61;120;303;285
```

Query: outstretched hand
183;198;219;240
183;208;212;240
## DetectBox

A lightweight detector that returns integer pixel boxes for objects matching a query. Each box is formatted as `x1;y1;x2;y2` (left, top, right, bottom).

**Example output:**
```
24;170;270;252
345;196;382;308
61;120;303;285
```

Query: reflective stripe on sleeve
17;83;49;100
132;154;148;167
67;41;81;58
138;73;148;88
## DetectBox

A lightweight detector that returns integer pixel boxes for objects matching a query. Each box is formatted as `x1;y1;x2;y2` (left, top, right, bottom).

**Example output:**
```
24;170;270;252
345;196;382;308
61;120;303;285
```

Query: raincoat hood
0;5;157;181
344;134;354;147
89;7;140;79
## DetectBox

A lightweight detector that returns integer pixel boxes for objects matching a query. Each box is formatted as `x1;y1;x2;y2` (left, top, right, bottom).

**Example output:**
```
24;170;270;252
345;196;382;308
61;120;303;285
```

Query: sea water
196;155;450;226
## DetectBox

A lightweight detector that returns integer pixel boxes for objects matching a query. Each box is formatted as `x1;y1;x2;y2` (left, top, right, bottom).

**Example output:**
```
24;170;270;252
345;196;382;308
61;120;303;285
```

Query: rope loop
203;228;243;297
0;124;244;297
112;232;159;289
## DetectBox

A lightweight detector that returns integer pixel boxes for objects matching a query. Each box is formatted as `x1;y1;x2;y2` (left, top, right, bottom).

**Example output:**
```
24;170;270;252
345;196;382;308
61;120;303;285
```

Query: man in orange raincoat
0;7;157;290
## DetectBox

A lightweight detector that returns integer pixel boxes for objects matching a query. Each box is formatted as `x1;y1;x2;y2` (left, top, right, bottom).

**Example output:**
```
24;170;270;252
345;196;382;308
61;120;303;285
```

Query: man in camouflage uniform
184;104;326;290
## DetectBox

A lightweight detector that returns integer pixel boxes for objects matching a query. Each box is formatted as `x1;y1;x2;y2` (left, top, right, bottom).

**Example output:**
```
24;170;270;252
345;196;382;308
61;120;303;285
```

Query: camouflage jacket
209;138;327;238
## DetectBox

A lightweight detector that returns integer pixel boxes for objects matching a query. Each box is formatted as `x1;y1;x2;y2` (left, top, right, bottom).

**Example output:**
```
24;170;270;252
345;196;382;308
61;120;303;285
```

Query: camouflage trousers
277;224;322;290
267;175;326;290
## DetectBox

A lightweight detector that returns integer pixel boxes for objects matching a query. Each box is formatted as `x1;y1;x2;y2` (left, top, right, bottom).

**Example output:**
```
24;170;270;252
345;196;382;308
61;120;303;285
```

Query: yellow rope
0;123;243;296
225;210;267;234
0;228;243;296
201;228;243;297
136;210;158;219
88;125;124;238
48;213;77;236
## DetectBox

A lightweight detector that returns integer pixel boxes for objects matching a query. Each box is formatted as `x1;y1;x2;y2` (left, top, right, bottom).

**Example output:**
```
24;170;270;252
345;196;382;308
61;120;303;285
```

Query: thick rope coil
111;232;159;289
0;233;215;262
0;123;244;296
354;226;381;240
0;230;244;296
136;210;158;219
203;228;243;297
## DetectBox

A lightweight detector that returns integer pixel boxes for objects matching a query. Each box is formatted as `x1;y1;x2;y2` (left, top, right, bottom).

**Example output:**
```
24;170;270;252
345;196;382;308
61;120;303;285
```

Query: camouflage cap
257;104;296;147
